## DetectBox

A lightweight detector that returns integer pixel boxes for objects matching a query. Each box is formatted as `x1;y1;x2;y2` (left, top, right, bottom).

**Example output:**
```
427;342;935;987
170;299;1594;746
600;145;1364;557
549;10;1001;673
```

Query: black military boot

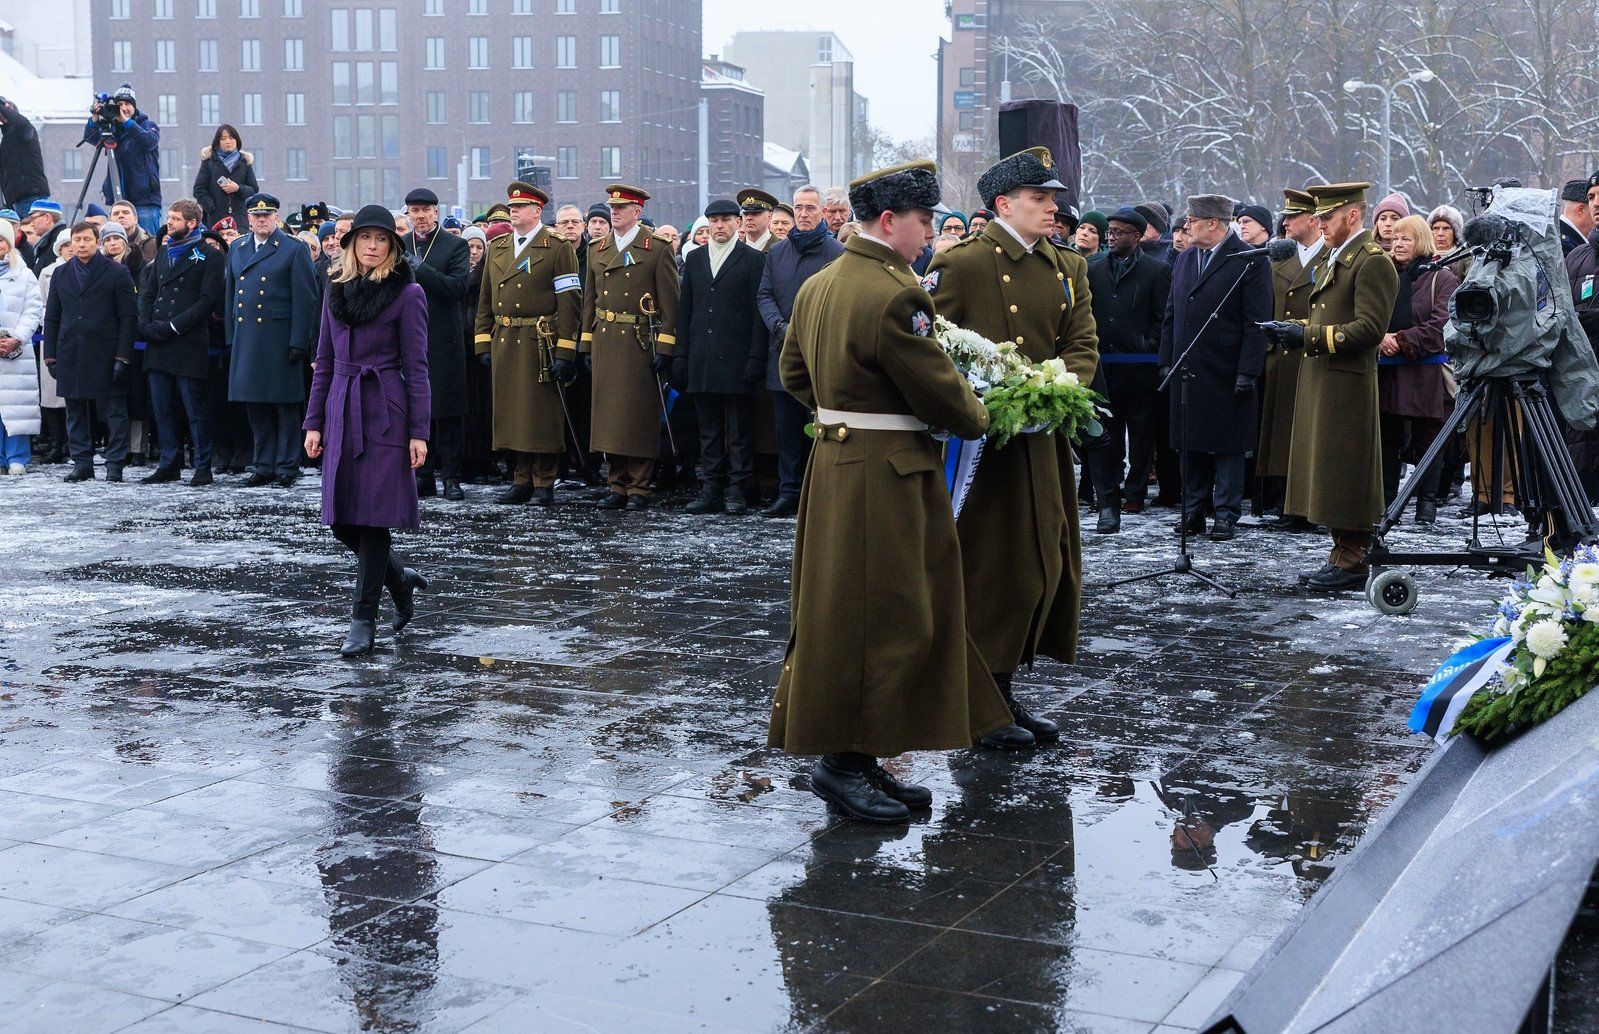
1096;506;1121;534
810;754;910;823
389;568;428;632
141;466;181;485
598;492;628;510
530;486;555;507
624;494;648;512
1002;677;1060;744
496;483;535;505
978;673;1039;749
442;479;465;501
62;466;94;483
865;762;932;808
685;483;724;515
340;619;376;657
724;484;750;516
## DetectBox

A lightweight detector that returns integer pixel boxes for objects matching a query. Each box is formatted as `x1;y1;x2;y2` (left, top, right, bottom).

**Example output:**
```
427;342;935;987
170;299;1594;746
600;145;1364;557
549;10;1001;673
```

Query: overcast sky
702;0;946;143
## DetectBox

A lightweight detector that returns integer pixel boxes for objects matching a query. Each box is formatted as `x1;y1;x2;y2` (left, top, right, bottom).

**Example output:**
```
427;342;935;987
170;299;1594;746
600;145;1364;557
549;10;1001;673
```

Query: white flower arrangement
932;316;1104;447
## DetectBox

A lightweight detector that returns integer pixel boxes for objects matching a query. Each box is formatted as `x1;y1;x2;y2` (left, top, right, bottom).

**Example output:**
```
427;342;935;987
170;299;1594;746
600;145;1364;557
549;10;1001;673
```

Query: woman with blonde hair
303;205;431;657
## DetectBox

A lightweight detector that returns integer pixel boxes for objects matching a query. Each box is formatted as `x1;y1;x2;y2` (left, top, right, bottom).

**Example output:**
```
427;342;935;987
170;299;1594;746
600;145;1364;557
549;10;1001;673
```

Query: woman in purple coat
303;205;431;656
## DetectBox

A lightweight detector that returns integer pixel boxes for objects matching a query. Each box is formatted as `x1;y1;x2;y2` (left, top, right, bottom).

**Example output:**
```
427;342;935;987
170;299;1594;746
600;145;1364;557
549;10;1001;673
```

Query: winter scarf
165;227;203;263
216;147;243;173
705;234;737;278
788;222;831;254
328;257;414;329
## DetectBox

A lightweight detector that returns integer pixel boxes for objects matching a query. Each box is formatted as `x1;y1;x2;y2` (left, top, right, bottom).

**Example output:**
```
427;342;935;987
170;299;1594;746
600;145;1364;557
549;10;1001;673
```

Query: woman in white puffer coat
0;218;44;474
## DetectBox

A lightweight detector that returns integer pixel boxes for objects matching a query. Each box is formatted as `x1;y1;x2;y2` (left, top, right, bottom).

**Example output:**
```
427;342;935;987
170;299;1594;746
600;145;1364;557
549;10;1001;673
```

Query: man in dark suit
137;198;225;486
226;193;321;487
401;187;473;501
42;221;138;482
675;198;766;515
1560;180;1593;256
1157;194;1272;541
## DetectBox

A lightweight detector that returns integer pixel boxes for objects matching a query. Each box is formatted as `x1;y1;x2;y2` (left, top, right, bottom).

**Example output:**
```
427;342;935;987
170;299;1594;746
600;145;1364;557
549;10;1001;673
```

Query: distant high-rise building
701;57;762;207
86;1;703;226
722;29;866;189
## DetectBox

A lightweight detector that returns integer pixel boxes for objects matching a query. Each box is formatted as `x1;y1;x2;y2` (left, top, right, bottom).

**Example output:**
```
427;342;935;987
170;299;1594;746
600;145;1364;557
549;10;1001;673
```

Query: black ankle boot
865;762;932;808
978;673;1040;749
390;569;428;631
1004;683;1061;744
810;755;909;823
340;619;376;657
685;483;724;515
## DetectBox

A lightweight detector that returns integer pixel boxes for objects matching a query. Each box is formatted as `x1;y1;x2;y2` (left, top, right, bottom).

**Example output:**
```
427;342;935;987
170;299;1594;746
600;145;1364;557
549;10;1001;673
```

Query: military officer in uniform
473;181;582;506
768;159;1011;823
226;193;321;487
579;183;679;511
1257;187;1325;531
1262;182;1399;591
738;188;778;251
924;147;1099;750
402;187;473;501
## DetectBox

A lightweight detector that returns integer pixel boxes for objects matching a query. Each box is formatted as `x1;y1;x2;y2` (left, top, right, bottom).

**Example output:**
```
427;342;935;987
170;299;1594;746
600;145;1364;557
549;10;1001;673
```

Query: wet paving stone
0;472;1509;1030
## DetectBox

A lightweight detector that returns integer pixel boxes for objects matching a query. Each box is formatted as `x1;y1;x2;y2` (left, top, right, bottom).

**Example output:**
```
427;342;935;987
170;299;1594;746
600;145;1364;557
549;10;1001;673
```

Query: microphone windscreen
1266;238;1298;262
1463;214;1506;249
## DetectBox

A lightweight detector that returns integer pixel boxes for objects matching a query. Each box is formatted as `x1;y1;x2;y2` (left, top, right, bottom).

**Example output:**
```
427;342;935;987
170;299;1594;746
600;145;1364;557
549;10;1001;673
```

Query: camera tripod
1364;374;1599;614
69;136;119;225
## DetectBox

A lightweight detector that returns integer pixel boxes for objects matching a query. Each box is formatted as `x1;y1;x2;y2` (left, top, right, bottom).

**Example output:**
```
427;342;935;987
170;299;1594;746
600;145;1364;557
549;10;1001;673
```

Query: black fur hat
848;160;948;222
978;147;1066;209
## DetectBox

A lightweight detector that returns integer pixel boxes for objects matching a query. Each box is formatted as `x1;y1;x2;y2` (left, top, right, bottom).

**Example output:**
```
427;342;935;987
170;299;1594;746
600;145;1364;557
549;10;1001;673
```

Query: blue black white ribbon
944;436;985;522
1408;636;1514;742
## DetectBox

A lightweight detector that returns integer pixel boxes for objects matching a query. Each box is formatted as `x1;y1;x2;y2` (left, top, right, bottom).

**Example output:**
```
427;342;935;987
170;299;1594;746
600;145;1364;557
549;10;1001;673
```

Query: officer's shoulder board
490;234;510;248
651;230;673;245
1363;242;1384;257
590;236;609;251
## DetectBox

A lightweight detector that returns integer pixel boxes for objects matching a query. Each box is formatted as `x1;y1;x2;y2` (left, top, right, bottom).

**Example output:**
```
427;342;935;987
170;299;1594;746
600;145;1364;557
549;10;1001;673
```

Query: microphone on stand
1224;239;1299;261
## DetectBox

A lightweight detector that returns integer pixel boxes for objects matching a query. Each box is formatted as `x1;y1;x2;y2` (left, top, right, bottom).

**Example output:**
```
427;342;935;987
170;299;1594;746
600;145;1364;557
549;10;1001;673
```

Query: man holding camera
80;85;161;235
0;98;49;219
1263;182;1399;592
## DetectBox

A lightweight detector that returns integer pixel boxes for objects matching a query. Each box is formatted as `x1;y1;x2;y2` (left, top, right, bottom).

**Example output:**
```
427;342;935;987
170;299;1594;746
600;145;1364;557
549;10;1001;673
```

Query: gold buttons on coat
994;246;1003;253
1015;336;1024;345
836;427;848;440
1057;272;1064;280
1002;275;1011;283
1009;304;1018;313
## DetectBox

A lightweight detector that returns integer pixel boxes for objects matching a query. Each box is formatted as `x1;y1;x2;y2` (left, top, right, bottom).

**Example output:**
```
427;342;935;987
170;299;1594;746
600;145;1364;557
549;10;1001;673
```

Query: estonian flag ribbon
1408;636;1514;742
944;436;985;522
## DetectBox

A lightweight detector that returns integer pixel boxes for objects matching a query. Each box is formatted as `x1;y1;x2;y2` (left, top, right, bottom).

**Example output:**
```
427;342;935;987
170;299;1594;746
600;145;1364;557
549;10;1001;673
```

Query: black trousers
329;523;405;621
66;395;129;472
1182;450;1246;524
423;415;463;481
693;392;754;489
148;370;211;472
246;401;302;477
772;389;810;501
1085;386;1159;507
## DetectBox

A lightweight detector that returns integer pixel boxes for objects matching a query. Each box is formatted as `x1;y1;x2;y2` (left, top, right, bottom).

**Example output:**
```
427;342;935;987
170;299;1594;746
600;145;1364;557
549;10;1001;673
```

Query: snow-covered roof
703;63;763;96
0;48;89;123
763;142;807;176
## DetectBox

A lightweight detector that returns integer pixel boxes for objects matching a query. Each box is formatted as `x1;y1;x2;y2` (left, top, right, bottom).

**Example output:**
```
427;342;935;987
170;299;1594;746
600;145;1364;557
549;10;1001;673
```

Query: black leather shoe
1208;518;1236;541
496;484;535;505
189;468;214;487
979;722;1037;749
417;473;438;498
865;764;932;808
597;492;628;510
274;474;297;488
242;472;274;487
1006;694;1061;744
104;467;123;483
725;485;749;516
1096;507;1121;534
442;479;465;501
1307;566;1367;592
340;619;376;657
390;569;428;632
685;485;724;515
1172;514;1206;536
530;486;555;507
1415;498;1437;524
761;496;799;518
140;466;181;485
625;494;648;511
809;759;910;824
1298;562;1339;585
62;467;94;483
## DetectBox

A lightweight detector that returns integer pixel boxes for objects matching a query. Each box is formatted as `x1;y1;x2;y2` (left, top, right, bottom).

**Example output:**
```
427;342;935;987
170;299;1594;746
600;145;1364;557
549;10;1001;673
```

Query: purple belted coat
304;282;431;529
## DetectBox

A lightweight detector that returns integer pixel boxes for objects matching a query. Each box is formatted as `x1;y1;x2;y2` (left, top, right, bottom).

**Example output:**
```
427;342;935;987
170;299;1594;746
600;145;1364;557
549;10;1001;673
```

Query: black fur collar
328;259;414;328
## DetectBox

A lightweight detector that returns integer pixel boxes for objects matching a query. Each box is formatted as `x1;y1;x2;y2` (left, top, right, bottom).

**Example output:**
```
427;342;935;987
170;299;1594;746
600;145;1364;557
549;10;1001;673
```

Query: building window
468;0;487;12
383;169;401;209
471;146;491;180
111;41;132;73
355;61;374;103
556;36;576;68
958;110;974;131
156;94;179;124
469;91;490;124
241;0;259;16
285;93;305;125
555;91;576;123
240;39;260;71
425;0;444;13
512;37;534;68
284;39;304;71
600;90;620;122
198;39;217;71
154;0;173;18
513;91;534;123
426;91;446;123
600;146;621;179
469;37;489;68
556;0;574;11
241;93;262;125
425;38;445;69
381;115;399;158
283;0;303;16
333;116;351;157
556;146;577;178
819;36;834;62
427;146;449;179
512;0;533;11
332;64;351;104
197;0;217;15
285;148;306;180
599;36;620;67
110;0;130;18
331;9;348;51
160;147;179;182
62;148;84;181
379;9;396;50
352;9;373;50
380;62;398;104
199;94;220;124
155;40;176;72
600;0;619;11
356;115;376;157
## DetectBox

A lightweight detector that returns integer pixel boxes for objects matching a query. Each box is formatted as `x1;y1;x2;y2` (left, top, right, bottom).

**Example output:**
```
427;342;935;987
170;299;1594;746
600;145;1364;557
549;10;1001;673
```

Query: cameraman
79;84;161;235
0;98;49;217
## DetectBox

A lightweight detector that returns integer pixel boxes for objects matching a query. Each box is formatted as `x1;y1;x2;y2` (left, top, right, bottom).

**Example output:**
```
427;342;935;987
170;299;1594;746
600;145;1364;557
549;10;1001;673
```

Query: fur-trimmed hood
199;146;254;164
327;258;415;329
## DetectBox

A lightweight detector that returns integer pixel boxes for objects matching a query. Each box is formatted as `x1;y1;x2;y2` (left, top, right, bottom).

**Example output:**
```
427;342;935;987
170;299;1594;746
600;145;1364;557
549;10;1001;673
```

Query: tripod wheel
1368;570;1419;616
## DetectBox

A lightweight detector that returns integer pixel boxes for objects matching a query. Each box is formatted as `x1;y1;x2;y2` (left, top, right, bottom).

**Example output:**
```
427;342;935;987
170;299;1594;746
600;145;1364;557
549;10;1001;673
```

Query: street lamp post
1343;68;1436;199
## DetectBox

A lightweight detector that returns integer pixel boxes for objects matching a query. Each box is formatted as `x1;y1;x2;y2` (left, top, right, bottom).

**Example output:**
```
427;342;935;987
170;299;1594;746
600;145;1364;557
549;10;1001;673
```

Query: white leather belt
814;407;928;432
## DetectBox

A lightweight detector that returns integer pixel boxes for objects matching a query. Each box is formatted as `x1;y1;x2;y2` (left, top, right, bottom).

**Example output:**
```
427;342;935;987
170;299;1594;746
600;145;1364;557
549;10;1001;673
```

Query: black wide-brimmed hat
343;204;400;247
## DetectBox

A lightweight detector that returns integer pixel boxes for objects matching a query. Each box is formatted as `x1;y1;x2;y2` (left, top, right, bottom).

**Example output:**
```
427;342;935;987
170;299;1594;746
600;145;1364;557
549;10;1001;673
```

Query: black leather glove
286;347;307;366
651;351;671;375
1233;374;1256;398
743;357;765;386
1156;366;1171;382
478;351;492;369
552;357;576;385
1258;321;1305;350
138;323;161;343
111;360;128;387
580;353;592;373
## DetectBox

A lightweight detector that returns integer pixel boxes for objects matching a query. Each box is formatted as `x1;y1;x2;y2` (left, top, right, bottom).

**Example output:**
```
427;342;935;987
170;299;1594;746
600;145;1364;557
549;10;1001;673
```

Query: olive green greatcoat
925;221;1100;673
579;228;680;457
768;235;1011;757
1285;229;1399;529
1257;243;1325;476
472;226;581;454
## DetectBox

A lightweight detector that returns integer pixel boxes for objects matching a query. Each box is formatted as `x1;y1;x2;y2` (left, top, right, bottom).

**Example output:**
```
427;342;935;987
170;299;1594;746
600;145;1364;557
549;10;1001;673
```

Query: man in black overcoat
674;198;766;516
400;188;473;500
138;198;225;486
1157;194;1271;540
